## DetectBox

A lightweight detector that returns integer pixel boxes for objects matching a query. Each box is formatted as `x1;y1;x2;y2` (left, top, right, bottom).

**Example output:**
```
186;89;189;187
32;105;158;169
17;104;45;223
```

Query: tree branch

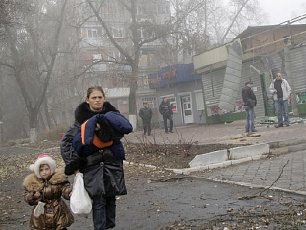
34;0;68;112
0;62;14;69
221;0;250;43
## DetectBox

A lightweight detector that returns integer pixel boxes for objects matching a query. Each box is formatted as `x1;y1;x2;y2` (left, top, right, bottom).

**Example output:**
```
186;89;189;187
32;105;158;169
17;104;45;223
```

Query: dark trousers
142;120;151;135
92;194;116;230
162;114;173;133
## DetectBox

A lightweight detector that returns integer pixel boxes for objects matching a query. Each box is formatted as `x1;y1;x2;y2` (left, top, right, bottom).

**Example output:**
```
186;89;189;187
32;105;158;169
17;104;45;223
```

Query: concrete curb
202;177;306;197
184;143;269;174
268;138;306;149
124;138;306;177
167;138;306;175
123;160;157;169
167;154;267;175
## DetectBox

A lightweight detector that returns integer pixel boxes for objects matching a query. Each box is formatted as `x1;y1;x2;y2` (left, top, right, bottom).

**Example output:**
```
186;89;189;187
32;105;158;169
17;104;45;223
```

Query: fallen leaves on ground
162;203;306;229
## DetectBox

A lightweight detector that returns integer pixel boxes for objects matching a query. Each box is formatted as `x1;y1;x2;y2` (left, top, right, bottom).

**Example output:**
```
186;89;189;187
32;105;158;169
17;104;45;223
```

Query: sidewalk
126;119;306;145
126;120;306;196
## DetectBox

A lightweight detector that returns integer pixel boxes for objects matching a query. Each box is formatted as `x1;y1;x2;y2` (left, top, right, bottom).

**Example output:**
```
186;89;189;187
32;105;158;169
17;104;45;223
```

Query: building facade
137;64;204;128
193;24;306;124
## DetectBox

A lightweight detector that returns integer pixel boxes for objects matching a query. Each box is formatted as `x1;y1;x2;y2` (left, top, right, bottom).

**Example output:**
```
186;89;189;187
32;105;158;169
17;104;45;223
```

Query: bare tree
85;0;173;127
165;0;264;58
0;0;68;142
216;0;265;44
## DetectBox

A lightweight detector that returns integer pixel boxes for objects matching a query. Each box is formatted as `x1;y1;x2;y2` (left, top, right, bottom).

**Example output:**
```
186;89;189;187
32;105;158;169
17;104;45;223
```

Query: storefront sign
148;64;201;88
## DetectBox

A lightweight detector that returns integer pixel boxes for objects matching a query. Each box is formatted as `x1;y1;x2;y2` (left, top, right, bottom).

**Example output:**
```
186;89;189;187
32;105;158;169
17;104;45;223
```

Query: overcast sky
258;0;306;24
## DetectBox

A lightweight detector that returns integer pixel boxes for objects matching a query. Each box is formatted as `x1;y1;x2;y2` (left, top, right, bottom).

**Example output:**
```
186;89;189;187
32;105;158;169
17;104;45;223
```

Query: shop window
297;92;306;104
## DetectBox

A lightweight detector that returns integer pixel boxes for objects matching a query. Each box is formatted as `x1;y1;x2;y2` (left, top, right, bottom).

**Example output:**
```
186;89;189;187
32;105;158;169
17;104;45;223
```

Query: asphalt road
69;177;304;230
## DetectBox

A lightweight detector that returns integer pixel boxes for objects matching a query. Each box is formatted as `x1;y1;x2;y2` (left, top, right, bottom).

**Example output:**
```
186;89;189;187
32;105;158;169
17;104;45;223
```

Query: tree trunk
29;109;39;143
128;71;138;130
43;99;52;130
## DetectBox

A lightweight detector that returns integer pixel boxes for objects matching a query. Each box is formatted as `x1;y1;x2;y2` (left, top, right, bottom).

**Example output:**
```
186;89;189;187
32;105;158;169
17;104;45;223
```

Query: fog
0;0;305;143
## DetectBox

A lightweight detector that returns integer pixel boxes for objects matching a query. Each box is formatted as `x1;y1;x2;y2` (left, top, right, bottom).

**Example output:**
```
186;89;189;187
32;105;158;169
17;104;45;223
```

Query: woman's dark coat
60;101;131;197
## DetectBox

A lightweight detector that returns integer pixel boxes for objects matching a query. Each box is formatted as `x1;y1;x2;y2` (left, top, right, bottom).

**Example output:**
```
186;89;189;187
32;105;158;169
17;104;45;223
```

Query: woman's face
86;89;105;112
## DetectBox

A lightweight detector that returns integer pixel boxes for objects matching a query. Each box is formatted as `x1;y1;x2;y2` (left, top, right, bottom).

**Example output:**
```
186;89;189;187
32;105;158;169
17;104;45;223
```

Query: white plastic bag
33;201;45;217
70;172;92;214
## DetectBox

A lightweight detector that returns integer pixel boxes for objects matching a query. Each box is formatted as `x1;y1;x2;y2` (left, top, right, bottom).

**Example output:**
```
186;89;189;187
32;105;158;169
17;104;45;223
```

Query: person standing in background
269;72;292;128
159;98;173;133
138;102;153;136
242;81;257;136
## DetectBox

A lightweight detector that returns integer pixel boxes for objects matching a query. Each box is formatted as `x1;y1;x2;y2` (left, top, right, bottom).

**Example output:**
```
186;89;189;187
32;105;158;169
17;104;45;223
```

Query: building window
92;54;102;61
112;27;123;38
143;29;155;40
87;28;98;38
107;50;121;61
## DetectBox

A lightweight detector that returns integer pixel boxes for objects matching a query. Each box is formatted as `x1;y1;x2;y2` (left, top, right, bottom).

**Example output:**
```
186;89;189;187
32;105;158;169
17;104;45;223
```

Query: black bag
82;163;105;198
104;162;127;196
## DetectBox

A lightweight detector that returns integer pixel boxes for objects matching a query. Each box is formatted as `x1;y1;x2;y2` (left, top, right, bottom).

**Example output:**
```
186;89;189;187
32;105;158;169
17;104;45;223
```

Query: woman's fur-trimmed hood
23;168;68;192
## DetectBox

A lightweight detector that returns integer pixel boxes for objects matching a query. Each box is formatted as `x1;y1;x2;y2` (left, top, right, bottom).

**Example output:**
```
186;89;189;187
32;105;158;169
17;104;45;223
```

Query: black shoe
275;124;283;128
284;123;290;127
251;129;257;132
106;224;115;229
169;131;174;133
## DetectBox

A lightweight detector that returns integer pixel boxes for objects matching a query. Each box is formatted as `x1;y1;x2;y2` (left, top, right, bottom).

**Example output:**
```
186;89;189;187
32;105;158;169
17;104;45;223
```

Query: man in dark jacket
138;102;153;136
242;81;257;136
159;98;173;133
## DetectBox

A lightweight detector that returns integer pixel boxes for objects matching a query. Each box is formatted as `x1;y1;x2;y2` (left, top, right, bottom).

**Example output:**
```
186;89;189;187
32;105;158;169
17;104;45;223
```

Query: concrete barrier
229;143;269;160
189;149;228;168
188;143;270;170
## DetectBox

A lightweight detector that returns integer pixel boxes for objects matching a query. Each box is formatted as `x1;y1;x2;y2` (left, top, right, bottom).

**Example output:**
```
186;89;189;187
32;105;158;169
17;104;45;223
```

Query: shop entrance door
180;94;194;124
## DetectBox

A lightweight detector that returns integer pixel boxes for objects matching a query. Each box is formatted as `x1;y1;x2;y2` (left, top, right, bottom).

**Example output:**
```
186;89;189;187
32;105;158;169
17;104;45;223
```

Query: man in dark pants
138;102;153;136
242;81;257;136
159;98;173;133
